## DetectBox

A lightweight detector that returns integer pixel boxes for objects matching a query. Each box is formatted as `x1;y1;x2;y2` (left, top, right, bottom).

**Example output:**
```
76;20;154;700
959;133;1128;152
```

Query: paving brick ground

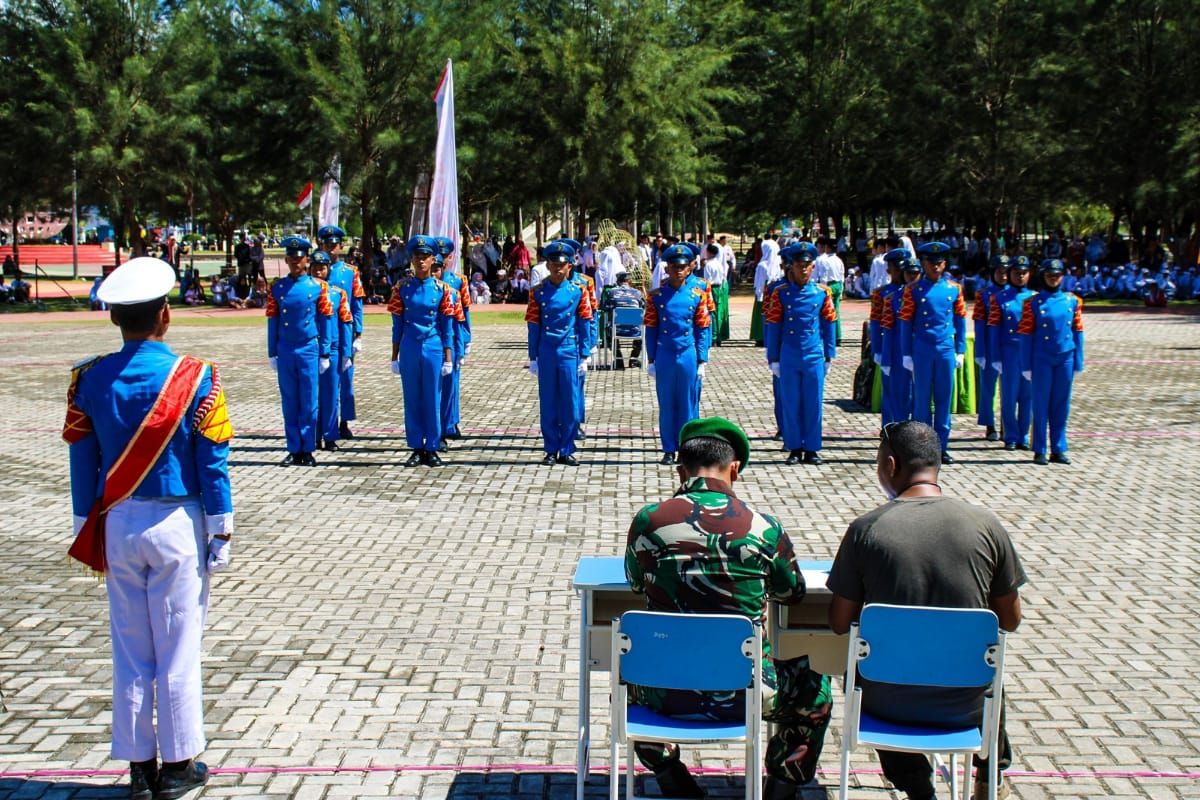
0;299;1197;799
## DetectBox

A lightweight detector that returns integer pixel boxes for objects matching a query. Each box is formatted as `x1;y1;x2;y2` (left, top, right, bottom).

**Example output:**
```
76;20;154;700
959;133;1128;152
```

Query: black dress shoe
404;450;424;467
575;426;586;440
128;759;157;800
423;450;444;467
1033;452;1049;465
1016;443;1030;451
339;421;354;439
298;452;318;466
630;358;641;368
541;453;557;466
941;451;955;465
556;454;579;466
437;439;449;452
660;452;676;465
804;450;823;465
322;440;339;452
1050;452;1072;465
772;430;783;441
985;427;999;441
1004;442;1017;451
785;450;802;466
614;359;626;370
652;760;704;798
280;453;297;466
156;759;208;800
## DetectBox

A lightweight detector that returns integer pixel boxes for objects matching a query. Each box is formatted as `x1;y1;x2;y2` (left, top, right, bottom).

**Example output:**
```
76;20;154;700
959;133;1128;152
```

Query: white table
572;556;845;799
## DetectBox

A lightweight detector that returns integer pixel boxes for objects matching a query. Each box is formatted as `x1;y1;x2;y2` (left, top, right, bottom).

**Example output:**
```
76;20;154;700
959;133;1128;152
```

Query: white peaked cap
97;257;176;305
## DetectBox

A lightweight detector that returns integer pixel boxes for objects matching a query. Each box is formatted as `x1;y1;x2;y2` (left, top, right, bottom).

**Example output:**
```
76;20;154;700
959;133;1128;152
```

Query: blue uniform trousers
888;363;913;423
339;363;356;423
780;358;825;452
278;340;319;453
655;346;699;453
772;375;783;433
440;366;460;436
318;360;341;444
999;349;1031;447
977;362;1000;427
539;356;579;456
1031;356;1074;456
574;371;587;435
912;340;956;451
400;339;443;450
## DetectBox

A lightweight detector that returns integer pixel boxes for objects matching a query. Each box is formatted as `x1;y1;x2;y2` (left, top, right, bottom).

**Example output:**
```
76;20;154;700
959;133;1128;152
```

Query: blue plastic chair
838;604;1007;800
609;610;763;800
605;305;645;367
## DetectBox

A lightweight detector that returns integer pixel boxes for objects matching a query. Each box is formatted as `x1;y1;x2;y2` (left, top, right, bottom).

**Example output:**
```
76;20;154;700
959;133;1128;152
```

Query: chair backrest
613;306;644;328
856;604;999;688
617;610;755;692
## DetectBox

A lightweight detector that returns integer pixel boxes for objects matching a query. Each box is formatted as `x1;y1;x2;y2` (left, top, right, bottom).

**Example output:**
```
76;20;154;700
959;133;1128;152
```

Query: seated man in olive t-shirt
828;421;1026;800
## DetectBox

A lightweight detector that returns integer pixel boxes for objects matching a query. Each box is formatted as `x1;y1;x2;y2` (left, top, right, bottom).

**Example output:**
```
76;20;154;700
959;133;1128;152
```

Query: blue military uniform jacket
1018;291;1085;372
764;280;837;364
898;276;967;357
267;274;333;358
869;283;902;360
972;283;1005;363
326;259;365;337
439;271;472;358
526;278;594;360
326;282;354;364
388;277;457;349
644;281;711;363
65;340;234;535
986;285;1035;360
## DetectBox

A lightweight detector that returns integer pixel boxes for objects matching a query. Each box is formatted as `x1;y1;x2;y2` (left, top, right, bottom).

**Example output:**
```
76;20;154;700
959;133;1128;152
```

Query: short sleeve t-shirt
827;495;1027;726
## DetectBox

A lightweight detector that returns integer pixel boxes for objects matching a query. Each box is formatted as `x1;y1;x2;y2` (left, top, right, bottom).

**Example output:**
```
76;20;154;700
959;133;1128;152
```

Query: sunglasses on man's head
880;421;901;451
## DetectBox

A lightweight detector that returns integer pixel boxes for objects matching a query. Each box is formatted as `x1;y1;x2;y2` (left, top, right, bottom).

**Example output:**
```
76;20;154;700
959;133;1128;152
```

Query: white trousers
105;497;208;762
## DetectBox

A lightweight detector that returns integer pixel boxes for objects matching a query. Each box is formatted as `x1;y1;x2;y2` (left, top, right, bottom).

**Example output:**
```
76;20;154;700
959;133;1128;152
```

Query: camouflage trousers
630;655;832;785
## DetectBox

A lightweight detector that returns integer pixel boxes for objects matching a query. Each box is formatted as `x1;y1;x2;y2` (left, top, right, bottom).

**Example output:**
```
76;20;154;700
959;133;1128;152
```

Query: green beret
678;416;751;470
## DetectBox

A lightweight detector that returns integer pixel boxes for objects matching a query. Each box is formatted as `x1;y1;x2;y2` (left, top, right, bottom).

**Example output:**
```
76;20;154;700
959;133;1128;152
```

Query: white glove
456;357;465;369
577;359;588;376
441;361;453;377
390;360;401;375
881;365;891;376
647;362;657;377
992;361;1003;375
352;338;363;354
769;362;781;378
975;356;985;368
207;537;231;575
268;356;278;372
529;360;539;377
873;354;882;366
697;363;706;379
955;353;965;368
590;347;598;358
319;357;331;374
1022;370;1032;382
903;356;914;372
465;343;472;356
341;357;352;372
825;359;831;374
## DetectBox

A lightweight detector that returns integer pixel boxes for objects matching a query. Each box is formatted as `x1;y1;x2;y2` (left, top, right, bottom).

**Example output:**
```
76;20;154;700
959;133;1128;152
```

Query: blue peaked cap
917;241;951;259
781;242;819;264
310;250;332;266
317;225;346;243
1041;258;1065;273
683;242;702;259
662;244;693;264
883;247;914;264
406;234;437;256
434;236;454;263
282;236;312;256
544;241;575;262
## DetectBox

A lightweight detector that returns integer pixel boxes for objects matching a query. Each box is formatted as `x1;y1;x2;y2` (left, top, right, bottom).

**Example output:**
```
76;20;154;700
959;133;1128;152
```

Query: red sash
68;355;207;573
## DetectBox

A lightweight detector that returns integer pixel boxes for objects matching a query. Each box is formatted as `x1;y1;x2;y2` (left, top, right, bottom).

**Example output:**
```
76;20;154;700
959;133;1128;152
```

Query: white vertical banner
318;157;341;229
429;60;460;272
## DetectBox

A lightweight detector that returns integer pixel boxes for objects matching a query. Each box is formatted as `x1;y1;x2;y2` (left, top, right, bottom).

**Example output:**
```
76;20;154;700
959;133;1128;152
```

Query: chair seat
857;712;982;753
626;704;748;743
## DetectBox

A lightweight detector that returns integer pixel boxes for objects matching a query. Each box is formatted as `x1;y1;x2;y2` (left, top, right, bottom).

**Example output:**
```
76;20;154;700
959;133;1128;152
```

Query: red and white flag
429;59;460;271
297;181;313;209
318;158;341;228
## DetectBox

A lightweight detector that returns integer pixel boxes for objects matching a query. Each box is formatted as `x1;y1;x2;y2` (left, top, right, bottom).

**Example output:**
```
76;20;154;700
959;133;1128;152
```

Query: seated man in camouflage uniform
624;417;832;799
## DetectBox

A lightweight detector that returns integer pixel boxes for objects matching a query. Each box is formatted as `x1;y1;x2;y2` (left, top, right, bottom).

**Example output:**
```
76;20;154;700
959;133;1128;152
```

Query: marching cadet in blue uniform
683;241;717;416
869;249;909;425
388;235;458;467
974;255;1010;440
309;251;354;452
879;253;922;423
65;257;233;800
267;236;333;466
897;241;967;463
645;244;712;464
434;236;471;444
317;225;365;439
526;241;594;465
1018;258;1085;465
988;256;1036;451
765;242;837;465
764;271;790;439
559;238;599;438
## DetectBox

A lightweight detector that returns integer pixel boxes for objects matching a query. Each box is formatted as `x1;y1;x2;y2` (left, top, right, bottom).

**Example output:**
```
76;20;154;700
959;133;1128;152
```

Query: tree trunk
10;212;19;273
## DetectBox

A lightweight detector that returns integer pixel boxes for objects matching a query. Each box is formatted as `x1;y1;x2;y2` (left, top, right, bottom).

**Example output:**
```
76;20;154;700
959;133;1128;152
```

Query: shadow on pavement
0;778;125;799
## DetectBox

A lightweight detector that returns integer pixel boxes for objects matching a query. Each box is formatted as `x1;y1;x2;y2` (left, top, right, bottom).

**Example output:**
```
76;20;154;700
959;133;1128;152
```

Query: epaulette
648;288;662;297
72;354;104;374
821;284;834;296
947;279;962;289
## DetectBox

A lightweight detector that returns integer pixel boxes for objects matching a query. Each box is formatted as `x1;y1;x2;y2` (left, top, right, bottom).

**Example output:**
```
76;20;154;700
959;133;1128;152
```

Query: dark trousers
613;338;642;362
877;701;1011;799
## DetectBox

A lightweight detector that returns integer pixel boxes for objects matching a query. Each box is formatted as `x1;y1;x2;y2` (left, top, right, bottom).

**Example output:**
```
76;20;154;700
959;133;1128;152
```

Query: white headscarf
597;246;621;291
754;239;782;300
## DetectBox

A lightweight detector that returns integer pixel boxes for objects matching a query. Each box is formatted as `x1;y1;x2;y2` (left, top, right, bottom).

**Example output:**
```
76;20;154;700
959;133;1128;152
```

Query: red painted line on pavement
0;764;1194;781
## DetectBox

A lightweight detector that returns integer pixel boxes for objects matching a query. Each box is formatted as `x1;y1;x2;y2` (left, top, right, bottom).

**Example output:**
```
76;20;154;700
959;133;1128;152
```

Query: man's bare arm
989;591;1022;632
829;594;863;635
